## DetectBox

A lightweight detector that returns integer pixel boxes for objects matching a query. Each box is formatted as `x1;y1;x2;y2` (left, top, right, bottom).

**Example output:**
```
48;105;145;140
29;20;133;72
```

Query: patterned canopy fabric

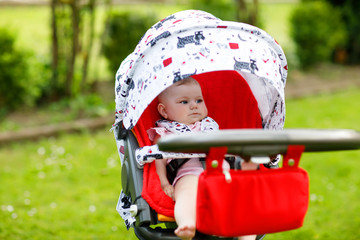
114;10;288;130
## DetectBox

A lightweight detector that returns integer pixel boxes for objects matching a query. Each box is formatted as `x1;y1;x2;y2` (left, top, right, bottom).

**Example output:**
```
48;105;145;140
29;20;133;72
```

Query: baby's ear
158;103;168;119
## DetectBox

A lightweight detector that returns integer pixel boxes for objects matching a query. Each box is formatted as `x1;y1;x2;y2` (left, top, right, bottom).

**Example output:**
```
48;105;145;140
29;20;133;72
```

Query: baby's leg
174;175;199;240
241;161;258;170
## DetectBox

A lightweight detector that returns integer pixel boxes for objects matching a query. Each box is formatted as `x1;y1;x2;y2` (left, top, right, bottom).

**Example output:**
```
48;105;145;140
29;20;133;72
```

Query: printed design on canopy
114;10;288;131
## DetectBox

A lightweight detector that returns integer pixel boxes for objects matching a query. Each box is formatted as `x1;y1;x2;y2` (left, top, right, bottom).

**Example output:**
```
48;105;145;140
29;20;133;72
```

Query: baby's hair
158;76;199;102
174;76;198;86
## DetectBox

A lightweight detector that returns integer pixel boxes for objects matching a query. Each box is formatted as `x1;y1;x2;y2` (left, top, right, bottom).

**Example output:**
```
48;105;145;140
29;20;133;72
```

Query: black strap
166;158;190;184
166;156;238;183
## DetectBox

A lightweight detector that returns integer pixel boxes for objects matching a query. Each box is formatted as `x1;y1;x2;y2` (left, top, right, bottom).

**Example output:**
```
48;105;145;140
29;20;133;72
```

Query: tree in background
235;0;259;26
188;0;236;21
50;0;97;99
188;0;260;26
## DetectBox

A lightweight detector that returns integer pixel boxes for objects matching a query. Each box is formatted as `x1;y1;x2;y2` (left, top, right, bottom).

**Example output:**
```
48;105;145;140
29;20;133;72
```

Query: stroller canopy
114;10;288;130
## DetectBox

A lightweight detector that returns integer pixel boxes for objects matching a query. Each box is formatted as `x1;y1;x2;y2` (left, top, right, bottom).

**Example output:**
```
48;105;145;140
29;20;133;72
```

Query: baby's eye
180;100;188;104
196;99;203;103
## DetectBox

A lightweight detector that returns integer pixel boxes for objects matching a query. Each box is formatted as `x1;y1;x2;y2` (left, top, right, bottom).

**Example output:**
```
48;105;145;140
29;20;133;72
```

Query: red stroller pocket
196;146;309;237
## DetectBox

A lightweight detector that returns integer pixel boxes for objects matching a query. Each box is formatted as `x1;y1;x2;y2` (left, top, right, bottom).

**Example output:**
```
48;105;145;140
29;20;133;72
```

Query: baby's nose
189;101;198;109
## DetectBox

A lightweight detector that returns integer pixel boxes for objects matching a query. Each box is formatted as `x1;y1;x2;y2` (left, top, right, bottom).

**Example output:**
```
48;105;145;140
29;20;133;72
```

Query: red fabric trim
205;147;228;175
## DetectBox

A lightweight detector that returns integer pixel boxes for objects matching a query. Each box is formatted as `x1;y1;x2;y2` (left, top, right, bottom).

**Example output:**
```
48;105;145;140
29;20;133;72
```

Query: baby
148;77;256;240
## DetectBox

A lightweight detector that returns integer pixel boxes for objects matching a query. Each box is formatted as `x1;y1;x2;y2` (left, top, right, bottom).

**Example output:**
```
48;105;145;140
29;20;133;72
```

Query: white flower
327;183;334;190
57;146;65;155
37;147;46;156
28;208;37;217
107;157;117;168
24;199;31;205
7;205;14;212
89;205;96;213
38;171;46;179
310;193;317;202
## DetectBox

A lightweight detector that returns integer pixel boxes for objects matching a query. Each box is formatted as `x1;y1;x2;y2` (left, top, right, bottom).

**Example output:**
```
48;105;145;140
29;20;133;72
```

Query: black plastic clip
115;122;128;140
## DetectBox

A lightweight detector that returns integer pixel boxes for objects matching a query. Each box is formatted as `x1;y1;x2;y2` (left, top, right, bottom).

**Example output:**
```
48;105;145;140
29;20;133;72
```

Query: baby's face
158;80;208;125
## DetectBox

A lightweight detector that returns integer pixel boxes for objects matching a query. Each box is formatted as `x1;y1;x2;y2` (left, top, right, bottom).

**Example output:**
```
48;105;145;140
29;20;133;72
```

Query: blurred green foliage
0;28;50;116
290;1;347;69
102;11;158;74
188;0;262;27
325;0;360;64
49;94;113;119
188;0;237;21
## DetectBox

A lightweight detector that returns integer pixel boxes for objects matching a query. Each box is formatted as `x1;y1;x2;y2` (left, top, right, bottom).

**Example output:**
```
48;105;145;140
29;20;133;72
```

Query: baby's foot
174;224;196;240
238;235;257;240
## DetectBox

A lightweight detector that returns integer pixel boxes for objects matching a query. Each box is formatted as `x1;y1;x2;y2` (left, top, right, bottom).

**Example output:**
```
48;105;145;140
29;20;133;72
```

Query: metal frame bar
157;129;360;156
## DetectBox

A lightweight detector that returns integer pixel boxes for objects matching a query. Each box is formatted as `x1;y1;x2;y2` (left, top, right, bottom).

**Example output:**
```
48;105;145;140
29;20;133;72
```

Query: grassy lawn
266;88;360;240
1;88;359;239
0;130;137;240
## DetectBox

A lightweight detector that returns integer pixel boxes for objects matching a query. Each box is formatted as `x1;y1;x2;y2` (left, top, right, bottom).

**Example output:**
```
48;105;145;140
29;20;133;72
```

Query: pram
112;10;360;239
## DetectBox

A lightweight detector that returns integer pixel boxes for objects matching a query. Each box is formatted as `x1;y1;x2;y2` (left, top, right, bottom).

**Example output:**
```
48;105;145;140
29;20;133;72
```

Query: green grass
265;88;360;240
0;131;136;240
285;88;360;130
1;88;359;239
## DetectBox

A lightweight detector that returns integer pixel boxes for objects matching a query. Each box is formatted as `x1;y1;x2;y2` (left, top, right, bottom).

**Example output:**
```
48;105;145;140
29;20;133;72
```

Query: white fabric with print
113;10;287;131
135;117;218;166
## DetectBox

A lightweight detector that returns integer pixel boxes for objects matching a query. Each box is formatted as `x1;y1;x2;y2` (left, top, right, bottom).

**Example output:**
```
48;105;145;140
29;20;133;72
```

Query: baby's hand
162;184;175;200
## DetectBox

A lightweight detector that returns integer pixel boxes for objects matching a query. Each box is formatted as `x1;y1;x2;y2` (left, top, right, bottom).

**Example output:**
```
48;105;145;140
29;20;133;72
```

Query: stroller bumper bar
157;129;360;156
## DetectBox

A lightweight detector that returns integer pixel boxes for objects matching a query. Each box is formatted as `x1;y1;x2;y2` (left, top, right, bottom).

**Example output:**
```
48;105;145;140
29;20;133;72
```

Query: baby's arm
155;158;175;200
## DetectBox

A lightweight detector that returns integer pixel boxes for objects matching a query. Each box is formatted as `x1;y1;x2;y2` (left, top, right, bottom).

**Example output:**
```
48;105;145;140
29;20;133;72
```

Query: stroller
112;10;360;240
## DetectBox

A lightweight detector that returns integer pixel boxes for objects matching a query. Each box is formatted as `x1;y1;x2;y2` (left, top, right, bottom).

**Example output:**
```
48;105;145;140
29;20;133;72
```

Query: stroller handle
157;129;360;156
